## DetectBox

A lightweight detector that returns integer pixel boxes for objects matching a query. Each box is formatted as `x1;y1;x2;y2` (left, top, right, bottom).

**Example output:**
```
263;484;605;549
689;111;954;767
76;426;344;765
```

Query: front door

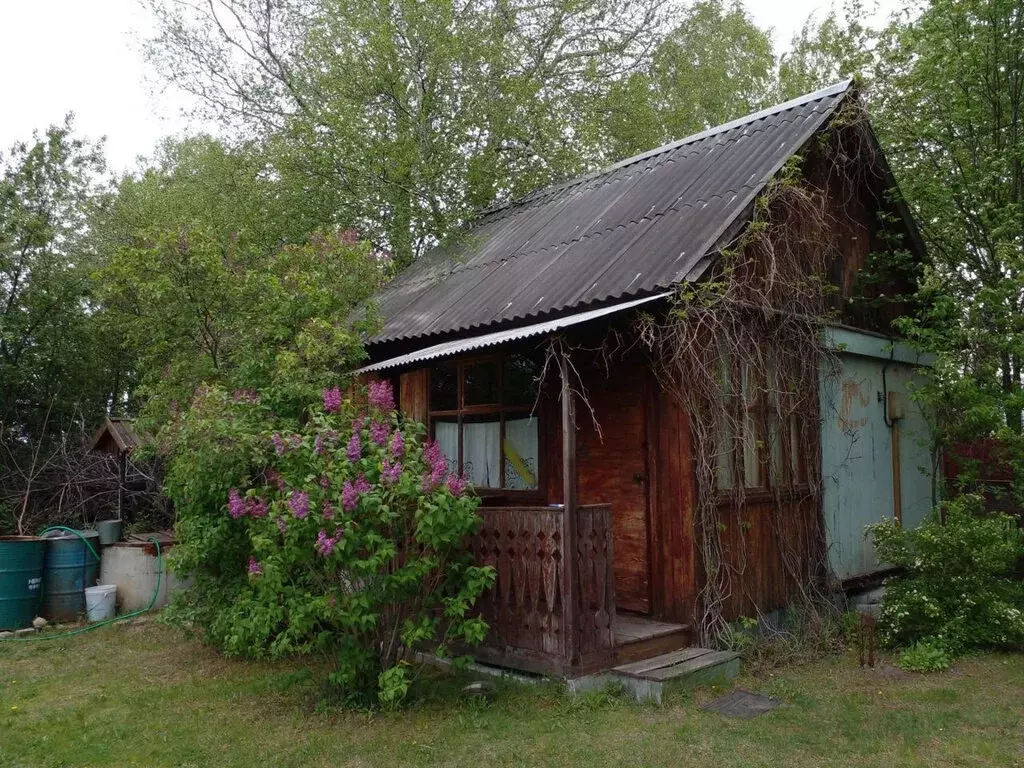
576;363;651;613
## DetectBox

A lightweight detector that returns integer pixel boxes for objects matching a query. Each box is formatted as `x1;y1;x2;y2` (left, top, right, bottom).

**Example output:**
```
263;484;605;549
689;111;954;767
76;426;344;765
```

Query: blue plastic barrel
41;530;101;622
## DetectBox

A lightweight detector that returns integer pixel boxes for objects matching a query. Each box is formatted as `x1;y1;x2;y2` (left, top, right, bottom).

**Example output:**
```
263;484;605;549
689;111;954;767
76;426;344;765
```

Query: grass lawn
1;621;1022;767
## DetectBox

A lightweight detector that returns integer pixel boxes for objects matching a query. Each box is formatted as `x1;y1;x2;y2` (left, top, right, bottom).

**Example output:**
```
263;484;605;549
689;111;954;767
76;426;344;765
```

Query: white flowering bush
167;380;494;707
869;494;1024;655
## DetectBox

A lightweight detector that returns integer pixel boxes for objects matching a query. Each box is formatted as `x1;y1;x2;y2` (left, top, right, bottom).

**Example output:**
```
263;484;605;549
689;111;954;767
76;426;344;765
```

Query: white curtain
503;417;538;489
434;421;459;475
463;420;500;487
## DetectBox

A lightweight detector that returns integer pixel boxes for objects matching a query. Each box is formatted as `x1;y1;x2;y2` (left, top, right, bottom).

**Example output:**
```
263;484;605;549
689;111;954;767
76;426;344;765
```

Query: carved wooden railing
471;504;616;675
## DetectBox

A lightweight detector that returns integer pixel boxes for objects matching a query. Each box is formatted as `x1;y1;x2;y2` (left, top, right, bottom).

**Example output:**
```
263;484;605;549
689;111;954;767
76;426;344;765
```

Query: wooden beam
118;452;127;522
558;346;579;668
891;422;902;525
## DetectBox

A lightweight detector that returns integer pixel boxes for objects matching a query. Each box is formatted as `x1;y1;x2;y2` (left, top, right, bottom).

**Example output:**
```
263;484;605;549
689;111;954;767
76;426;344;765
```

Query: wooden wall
713;495;822;620
393;341;821;629
647;386;698;624
542;352;697;624
574;360;651;614
398;368;428;423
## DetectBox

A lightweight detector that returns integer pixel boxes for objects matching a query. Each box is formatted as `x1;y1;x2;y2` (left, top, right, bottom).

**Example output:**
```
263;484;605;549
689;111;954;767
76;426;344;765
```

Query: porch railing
471;504;616;675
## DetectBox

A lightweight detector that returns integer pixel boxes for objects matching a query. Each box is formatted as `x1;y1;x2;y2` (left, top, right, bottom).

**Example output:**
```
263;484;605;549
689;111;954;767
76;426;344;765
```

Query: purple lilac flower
315;529;342;557
272;432;287;455
228;489;247;519
314;433;325;455
420;440;452;492
354;474;372;494
248;557;263;576
423;440;446;472
276;517;287;534
388;430;404;459
322;499;335;519
289;490;309;520
352;417;365;433
368;379;395;412
341;480;359;512
247;496;269;518
323;386;342;414
382;460;402;487
266;468;287;491
318;474;330;489
346;431;361;462
369;419;389;447
446;473;468;496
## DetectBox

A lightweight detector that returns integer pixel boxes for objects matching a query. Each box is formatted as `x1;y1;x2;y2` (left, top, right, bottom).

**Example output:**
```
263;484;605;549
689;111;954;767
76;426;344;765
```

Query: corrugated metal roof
357;292;673;373
368;80;854;347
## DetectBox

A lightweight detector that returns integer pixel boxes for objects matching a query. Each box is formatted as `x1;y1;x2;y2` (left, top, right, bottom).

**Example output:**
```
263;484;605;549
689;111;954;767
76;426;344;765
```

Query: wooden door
576;364;651;613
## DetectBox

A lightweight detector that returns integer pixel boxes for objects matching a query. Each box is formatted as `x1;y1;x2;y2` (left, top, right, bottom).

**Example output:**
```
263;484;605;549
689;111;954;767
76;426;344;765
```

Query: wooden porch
471;504;689;676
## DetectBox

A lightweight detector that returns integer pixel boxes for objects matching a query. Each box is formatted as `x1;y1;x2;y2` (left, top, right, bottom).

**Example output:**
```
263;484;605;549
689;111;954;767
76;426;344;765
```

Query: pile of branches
0;431;170;536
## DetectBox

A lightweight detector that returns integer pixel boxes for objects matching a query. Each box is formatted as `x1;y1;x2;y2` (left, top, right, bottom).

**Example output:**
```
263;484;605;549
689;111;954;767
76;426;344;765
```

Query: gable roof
368;80;855;348
87;417;140;454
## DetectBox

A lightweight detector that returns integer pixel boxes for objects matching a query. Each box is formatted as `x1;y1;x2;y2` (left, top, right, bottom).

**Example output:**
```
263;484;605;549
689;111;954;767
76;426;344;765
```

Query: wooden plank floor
614;613;688;645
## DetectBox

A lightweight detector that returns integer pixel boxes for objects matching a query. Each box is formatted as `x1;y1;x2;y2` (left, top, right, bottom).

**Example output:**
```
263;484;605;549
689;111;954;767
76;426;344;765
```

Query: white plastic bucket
85;584;117;622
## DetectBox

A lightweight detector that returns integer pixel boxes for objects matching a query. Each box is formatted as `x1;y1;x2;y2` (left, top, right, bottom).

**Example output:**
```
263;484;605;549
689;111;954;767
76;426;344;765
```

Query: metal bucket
97;519;122;547
0;536;46;630
41;530;101;622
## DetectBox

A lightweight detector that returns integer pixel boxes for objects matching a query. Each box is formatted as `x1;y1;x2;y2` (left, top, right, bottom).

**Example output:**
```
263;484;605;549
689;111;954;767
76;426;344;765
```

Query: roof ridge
477;79;855;219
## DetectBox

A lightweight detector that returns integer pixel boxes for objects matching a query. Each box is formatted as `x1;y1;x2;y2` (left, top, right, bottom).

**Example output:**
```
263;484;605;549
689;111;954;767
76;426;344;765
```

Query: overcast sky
0;0;900;174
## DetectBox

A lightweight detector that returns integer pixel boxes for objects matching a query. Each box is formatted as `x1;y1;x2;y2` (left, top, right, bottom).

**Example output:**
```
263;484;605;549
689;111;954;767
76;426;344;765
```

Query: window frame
427;352;543;496
717;357;811;497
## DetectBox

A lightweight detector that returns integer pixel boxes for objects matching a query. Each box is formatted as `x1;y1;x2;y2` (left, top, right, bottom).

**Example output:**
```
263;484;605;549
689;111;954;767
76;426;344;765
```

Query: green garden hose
0;528;164;642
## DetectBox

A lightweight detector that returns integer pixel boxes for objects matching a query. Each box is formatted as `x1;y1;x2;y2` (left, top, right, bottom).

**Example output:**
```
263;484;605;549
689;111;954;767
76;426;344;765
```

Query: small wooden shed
357;81;933;676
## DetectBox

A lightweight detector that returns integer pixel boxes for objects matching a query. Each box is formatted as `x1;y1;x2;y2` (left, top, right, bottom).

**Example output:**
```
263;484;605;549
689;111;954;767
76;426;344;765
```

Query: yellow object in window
503;438;536;488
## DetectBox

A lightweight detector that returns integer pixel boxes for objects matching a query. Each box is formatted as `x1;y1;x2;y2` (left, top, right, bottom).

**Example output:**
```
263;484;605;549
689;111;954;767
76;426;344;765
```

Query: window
716;356;809;492
429;354;540;490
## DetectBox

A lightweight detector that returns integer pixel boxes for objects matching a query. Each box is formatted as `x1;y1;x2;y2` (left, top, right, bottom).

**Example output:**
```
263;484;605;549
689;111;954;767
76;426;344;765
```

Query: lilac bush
212;380;493;707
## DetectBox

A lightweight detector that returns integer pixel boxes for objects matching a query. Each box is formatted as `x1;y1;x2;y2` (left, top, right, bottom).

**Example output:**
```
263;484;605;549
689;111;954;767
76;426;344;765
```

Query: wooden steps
612;614;690;666
610;647;741;703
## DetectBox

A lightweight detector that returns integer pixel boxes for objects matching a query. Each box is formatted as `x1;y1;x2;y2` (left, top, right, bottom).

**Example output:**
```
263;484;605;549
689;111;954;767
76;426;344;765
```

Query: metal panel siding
370;82;852;346
820;346;936;580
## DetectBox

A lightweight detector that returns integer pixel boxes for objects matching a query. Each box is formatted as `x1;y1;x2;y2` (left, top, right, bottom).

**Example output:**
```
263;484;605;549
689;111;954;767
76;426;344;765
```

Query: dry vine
636;116;875;644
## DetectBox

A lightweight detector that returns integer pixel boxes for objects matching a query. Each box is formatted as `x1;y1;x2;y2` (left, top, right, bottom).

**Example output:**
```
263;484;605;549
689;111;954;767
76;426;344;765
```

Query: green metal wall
820;329;936;580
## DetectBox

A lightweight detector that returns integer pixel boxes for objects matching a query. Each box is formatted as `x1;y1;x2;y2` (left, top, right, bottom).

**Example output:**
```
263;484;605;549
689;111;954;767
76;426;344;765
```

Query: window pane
503;355;539;407
768;413;783;486
743;410;761;487
503;416;539;489
430;362;458;411
463;361;499;406
431;416;459;476
462;414;501;487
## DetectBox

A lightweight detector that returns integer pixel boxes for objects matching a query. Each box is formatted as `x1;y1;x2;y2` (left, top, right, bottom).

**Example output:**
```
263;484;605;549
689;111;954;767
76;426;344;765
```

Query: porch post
557;346;579;669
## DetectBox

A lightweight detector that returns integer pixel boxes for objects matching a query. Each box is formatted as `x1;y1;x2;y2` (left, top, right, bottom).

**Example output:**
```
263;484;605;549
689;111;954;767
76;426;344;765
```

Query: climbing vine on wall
637;107;879;644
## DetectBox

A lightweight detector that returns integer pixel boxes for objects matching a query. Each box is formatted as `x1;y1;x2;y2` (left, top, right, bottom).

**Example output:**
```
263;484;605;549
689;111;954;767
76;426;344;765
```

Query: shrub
869;494;1024;656
898;639;952;673
720;608;845;674
165;380;495;707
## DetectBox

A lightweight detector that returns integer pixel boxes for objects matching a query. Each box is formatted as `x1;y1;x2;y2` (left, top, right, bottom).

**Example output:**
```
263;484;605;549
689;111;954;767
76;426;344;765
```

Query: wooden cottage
357;81;934;676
